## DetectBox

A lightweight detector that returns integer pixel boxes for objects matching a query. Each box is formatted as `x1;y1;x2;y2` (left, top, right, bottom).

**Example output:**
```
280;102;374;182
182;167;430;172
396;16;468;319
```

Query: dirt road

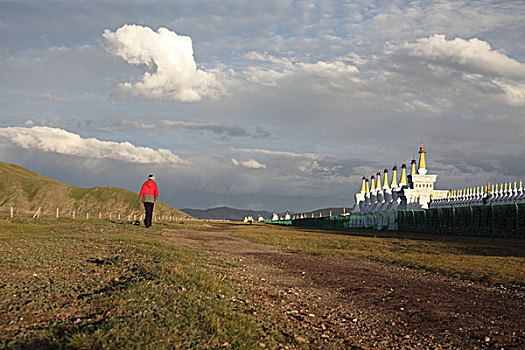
164;224;524;349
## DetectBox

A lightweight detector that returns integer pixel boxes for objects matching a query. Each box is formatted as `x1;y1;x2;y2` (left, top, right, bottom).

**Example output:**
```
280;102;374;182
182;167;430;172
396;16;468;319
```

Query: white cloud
399;98;452;115
119;120;155;130
231;158;266;169
400;34;525;78
296;61;359;78
493;81;525;107
0;126;184;164
103;24;223;102
244;52;360;88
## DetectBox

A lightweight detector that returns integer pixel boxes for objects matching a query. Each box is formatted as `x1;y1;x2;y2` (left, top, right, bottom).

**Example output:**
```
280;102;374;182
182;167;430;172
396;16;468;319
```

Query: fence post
10;207;13;218
56;208;59;219
72;210;75;219
490;203;495;240
469;205;474;238
514;202;520;241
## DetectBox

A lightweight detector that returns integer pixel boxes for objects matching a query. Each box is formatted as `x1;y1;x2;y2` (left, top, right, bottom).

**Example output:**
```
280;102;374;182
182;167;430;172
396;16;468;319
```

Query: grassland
2;218;523;348
0;218;290;349
231;224;525;287
0;161;190;219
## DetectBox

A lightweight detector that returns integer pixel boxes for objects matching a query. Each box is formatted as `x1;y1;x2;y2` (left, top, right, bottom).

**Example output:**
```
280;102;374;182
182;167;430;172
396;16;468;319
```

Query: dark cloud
161;120;250;137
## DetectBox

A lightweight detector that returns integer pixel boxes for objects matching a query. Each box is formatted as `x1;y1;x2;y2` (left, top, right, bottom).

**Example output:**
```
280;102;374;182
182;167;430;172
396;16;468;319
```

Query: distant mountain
180;206;352;221
0;161;190;218
180;206;274;221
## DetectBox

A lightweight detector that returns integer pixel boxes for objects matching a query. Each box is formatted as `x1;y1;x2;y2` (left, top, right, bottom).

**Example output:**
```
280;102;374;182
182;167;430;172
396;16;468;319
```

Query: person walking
138;174;158;228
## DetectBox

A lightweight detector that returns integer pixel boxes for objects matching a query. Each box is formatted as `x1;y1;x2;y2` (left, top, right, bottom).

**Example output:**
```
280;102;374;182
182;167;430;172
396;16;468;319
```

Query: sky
1;1;524;212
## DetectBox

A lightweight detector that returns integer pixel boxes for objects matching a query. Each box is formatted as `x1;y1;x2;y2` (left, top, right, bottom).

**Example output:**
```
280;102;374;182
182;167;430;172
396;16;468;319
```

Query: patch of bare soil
162;225;524;349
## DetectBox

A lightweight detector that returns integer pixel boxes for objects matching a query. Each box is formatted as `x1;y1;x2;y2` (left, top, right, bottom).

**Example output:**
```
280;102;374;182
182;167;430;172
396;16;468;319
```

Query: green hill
0;161;190;219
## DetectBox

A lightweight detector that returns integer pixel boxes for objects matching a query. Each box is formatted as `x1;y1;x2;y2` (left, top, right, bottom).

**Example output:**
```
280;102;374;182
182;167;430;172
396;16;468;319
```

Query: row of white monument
352;144;525;214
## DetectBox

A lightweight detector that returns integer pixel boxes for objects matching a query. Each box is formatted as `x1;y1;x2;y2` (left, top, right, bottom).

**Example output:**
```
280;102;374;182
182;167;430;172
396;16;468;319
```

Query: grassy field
0;218;291;349
231;224;525;288
2;218;524;348
0;161;190;218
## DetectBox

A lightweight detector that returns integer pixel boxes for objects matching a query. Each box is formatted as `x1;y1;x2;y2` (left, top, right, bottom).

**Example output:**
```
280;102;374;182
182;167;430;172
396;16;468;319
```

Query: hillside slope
0;162;190;218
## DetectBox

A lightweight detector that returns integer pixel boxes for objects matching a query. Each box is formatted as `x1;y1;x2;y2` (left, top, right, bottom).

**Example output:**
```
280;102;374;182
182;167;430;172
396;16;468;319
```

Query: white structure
353;143;525;214
353;143;442;213
430;180;525;207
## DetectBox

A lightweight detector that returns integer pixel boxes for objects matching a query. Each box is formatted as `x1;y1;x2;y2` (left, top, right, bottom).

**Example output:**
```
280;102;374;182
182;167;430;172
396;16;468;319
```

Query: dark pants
143;202;154;228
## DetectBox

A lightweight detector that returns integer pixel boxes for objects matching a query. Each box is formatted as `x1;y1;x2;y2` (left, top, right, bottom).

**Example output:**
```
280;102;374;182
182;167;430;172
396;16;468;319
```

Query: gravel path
163;225;524;349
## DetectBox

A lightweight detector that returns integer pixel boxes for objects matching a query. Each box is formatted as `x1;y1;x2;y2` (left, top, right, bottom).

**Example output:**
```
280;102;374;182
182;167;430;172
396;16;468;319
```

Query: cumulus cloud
399;34;525;78
231;158;266;169
492;81;525;107
244;52;360;88
0;126;183;164
103;24;223;102
384;34;525;107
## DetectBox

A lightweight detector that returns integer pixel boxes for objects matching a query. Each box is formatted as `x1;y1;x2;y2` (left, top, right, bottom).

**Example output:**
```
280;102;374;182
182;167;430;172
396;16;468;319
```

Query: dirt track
164;224;524;349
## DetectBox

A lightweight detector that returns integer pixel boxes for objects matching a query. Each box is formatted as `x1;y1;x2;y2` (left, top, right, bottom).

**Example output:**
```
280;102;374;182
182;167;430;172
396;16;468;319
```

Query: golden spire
370;175;376;191
383;168;389;189
418;142;427;175
410;158;416;176
391;165;398;188
400;163;407;186
376;171;381;190
360;176;366;193
365;179;370;194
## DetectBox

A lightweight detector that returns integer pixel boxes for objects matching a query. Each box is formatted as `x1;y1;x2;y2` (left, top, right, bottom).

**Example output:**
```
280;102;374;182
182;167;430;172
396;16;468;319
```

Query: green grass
0;218;292;349
0;161;190;219
230;223;525;288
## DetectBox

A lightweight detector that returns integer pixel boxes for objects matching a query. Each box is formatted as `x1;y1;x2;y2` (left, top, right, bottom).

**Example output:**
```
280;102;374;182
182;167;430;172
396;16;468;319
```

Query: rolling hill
0;161;190;218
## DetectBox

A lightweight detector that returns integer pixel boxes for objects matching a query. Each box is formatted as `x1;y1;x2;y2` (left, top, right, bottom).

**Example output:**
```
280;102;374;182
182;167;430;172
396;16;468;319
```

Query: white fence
0;206;192;222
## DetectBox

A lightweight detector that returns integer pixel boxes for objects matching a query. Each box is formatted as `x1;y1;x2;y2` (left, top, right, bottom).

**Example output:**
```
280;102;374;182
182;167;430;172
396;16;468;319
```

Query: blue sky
1;1;524;212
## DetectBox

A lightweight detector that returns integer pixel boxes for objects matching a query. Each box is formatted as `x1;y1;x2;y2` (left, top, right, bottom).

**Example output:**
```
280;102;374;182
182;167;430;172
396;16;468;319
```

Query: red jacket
139;180;158;201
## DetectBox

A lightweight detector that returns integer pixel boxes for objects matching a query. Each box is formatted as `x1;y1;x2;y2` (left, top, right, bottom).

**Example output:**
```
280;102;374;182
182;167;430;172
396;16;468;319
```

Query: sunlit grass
0;218;291;349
